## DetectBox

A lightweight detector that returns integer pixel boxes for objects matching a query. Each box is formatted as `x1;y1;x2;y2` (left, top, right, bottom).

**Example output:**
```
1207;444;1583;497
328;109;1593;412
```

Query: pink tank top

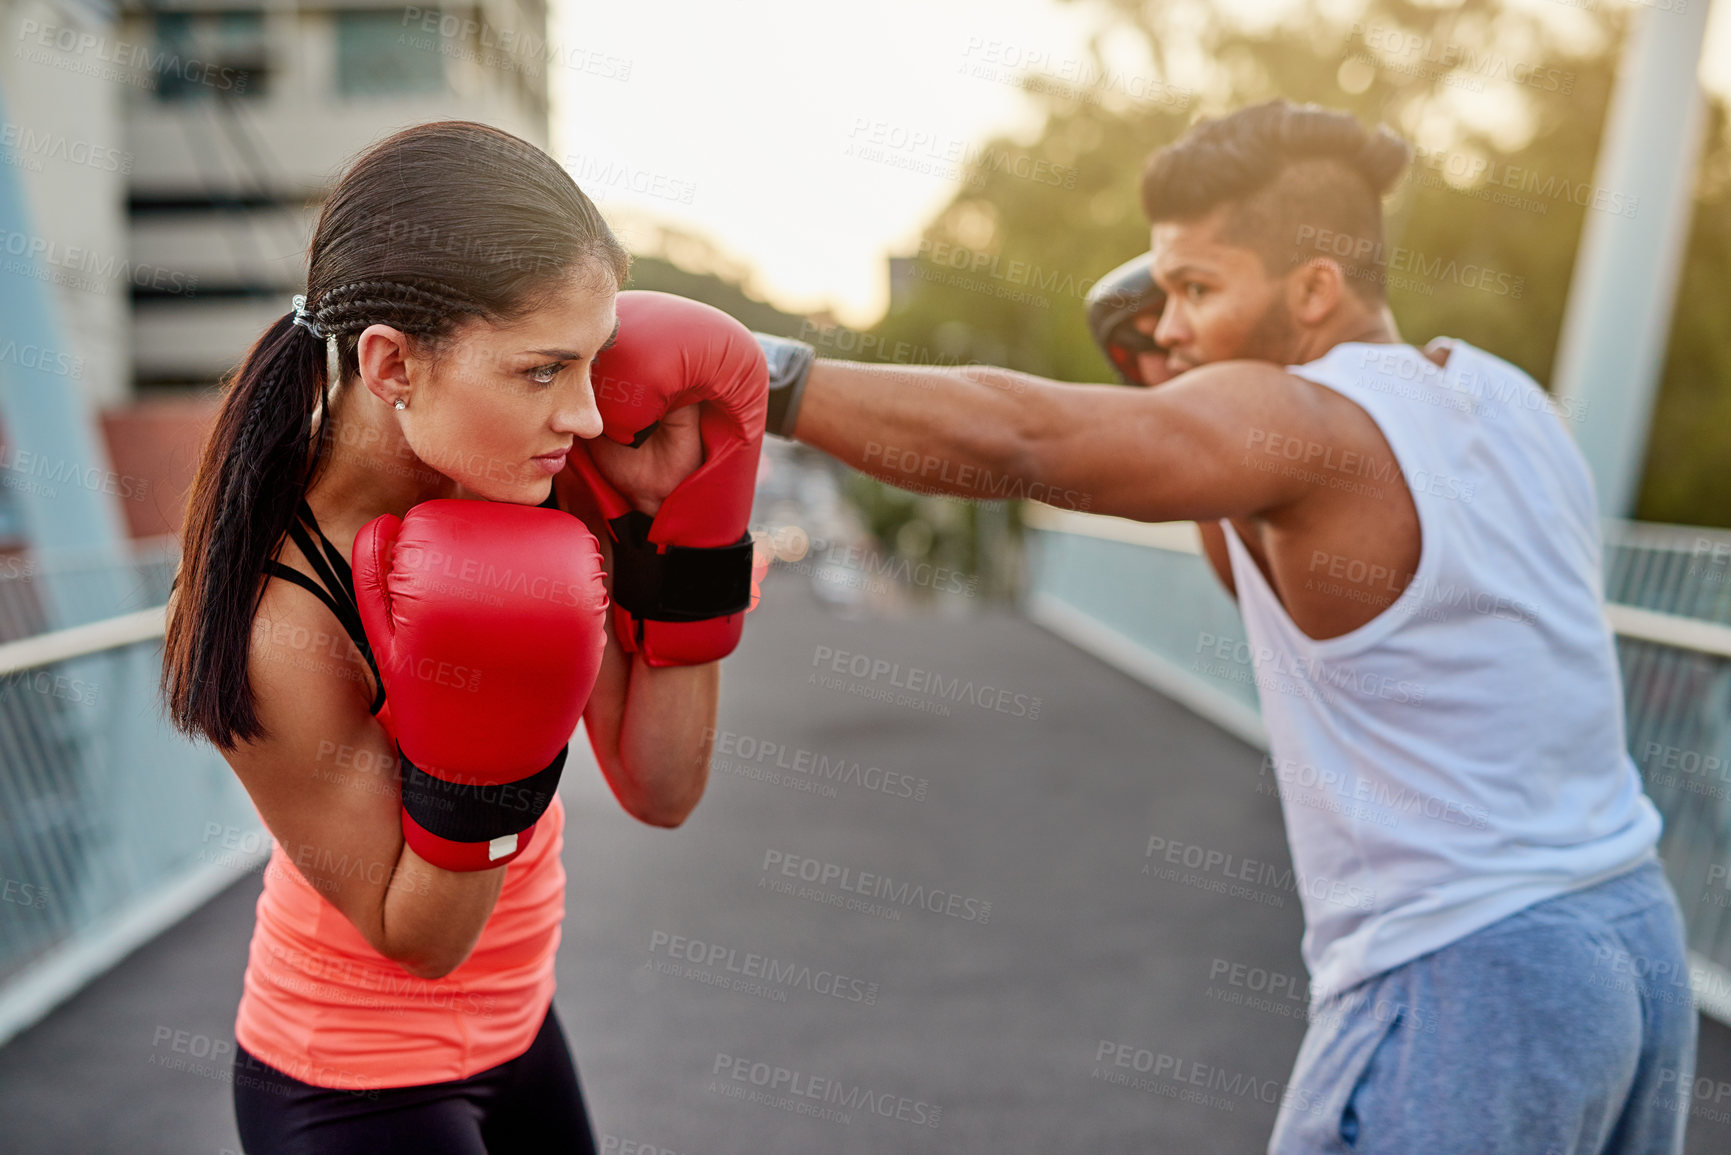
233;794;566;1089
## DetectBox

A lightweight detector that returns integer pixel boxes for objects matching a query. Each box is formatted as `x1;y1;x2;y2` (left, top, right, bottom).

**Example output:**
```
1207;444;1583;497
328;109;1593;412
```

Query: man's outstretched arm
784;354;1329;525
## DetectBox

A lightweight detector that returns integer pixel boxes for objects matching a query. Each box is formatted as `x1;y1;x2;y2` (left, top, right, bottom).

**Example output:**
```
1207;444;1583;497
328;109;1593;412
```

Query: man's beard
1234;292;1299;365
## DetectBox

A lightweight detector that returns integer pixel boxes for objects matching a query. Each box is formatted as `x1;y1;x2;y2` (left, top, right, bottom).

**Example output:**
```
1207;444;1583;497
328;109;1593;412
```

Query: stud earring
394;398;407;411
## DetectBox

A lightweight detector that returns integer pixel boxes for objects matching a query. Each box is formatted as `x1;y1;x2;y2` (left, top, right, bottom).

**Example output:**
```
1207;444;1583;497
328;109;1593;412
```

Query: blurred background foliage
651;0;1730;600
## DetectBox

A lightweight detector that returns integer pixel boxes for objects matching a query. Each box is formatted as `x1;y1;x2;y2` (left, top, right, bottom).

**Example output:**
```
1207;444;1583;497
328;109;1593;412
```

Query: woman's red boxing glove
564;291;768;666
354;499;609;871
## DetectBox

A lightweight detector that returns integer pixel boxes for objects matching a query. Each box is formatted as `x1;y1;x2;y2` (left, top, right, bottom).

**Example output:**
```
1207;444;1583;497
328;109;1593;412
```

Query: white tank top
1222;339;1661;998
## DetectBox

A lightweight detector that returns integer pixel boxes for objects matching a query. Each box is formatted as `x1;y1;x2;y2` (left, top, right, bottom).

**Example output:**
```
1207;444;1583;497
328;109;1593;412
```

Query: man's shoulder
1293;339;1436;377
1410;337;1548;392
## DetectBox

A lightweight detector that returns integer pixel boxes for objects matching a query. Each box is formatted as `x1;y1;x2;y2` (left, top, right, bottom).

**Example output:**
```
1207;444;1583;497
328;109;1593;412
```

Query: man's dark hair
1140;101;1411;301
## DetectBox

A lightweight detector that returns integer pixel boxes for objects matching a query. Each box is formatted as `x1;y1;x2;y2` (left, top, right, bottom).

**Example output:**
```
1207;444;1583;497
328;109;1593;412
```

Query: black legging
232;1004;598;1154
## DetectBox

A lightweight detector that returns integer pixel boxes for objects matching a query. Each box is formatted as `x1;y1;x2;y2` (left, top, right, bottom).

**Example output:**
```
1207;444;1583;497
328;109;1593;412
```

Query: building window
151;12;268;102
335;11;448;98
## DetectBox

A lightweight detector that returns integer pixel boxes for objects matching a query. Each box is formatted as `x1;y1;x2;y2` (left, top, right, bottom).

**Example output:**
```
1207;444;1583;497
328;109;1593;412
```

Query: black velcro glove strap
607;510;753;622
399;744;567;844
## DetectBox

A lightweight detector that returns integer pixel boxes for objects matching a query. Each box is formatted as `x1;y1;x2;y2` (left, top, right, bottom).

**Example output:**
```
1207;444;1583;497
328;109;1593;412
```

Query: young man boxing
755;100;1693;1153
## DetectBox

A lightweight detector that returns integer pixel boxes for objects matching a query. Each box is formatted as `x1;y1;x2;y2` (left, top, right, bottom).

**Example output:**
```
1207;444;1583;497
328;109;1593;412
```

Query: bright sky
554;0;1731;328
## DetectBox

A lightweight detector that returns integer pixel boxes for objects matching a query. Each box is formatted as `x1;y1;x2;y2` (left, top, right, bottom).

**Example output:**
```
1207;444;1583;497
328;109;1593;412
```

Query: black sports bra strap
305;516;363;599
262;559;350;627
265;502;386;716
285;512;352;612
283;517;367;645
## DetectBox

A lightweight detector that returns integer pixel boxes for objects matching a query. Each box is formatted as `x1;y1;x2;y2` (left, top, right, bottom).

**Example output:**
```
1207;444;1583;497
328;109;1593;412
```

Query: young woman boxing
161;120;764;1154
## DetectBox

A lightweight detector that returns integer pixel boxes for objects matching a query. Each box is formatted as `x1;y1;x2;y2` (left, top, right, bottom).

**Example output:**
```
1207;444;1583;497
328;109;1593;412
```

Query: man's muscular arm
791;357;1330;524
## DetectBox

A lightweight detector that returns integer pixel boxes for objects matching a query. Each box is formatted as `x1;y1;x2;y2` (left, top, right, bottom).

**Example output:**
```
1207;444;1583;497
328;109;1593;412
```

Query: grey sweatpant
1269;858;1698;1154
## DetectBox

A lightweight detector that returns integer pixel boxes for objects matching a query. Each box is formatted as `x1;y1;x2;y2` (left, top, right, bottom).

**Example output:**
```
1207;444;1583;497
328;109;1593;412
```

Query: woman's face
385;268;618;504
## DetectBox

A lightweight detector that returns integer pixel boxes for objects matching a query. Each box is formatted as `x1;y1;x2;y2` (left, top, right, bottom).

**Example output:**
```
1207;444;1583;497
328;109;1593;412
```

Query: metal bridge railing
0;536;181;645
4;514;1731;1045
0;550;260;1049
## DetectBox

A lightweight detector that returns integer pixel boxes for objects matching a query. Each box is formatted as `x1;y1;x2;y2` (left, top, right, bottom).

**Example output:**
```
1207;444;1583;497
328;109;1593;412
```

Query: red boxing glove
566;291;768;665
354;500;608;871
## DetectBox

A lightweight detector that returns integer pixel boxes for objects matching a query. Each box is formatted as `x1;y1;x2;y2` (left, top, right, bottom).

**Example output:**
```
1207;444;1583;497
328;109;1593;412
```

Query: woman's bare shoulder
246;539;377;738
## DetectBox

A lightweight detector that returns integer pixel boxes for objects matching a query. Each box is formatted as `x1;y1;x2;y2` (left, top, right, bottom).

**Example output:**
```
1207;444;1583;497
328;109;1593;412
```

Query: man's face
1146;207;1298;372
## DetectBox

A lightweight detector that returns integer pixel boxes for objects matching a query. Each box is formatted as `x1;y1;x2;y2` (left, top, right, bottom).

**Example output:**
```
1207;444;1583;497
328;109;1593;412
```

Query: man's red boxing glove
354;500;609;871
565;291;768;665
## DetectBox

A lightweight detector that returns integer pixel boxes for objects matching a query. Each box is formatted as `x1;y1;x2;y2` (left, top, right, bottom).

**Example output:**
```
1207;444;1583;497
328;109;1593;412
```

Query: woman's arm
227;576;506;980
581;632;718;828
557;469;718;827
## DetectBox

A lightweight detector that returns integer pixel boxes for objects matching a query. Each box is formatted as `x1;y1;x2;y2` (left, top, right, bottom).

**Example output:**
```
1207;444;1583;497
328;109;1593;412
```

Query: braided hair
165;121;629;748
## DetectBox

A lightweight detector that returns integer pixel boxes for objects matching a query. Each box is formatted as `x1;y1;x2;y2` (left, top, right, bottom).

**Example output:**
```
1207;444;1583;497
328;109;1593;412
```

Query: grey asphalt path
3;571;1729;1153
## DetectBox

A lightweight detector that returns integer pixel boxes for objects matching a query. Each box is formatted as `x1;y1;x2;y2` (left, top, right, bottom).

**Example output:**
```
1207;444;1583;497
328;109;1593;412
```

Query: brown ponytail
163;121;628;748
